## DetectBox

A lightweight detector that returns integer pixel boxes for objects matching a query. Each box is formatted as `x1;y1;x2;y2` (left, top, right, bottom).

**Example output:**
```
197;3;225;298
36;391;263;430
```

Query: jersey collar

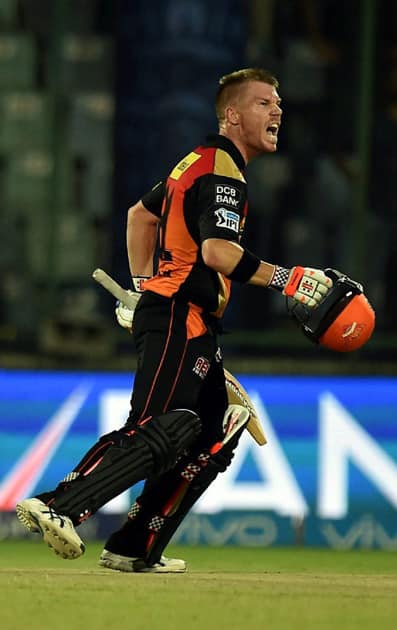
205;134;246;172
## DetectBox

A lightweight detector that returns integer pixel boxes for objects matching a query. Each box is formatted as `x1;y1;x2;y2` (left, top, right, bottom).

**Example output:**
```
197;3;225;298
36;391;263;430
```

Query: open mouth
267;124;279;137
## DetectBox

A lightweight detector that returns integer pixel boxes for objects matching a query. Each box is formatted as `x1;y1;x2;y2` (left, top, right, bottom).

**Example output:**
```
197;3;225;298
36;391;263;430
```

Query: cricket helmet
287;269;375;352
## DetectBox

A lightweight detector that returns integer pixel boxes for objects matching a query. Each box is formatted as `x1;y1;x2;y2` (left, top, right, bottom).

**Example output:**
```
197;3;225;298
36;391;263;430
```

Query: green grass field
1;541;396;630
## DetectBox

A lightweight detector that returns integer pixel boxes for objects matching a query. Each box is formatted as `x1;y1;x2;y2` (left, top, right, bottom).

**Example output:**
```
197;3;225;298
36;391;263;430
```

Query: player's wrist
226;249;261;283
269;265;293;292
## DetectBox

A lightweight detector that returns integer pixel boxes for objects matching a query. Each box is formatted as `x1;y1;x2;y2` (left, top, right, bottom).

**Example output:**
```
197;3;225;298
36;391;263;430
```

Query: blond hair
215;68;279;124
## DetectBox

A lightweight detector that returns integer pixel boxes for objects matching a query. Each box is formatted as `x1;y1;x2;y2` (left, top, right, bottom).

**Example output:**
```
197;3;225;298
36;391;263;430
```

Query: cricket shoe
16;497;85;560
98;549;186;573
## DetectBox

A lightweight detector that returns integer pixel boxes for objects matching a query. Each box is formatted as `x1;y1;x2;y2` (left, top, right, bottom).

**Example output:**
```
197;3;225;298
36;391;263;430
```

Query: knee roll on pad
53;409;201;522
136;408;202;472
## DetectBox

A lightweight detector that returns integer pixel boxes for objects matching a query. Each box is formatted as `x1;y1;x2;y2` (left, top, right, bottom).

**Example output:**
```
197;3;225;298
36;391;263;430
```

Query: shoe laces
42;506;67;528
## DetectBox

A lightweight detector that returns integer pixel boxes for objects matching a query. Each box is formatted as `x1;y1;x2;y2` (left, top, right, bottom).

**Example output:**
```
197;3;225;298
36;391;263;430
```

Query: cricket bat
92;268;267;446
223;368;267;445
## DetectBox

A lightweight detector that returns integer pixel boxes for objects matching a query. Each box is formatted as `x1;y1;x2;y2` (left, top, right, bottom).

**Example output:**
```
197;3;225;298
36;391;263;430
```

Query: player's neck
218;128;253;165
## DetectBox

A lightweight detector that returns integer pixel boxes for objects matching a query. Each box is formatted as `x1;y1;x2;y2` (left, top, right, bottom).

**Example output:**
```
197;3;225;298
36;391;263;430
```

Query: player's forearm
201;238;333;308
126;201;159;277
246;260;276;286
201;238;275;286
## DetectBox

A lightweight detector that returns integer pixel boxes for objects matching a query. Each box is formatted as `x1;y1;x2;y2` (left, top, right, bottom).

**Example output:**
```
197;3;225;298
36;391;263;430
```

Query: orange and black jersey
141;134;248;318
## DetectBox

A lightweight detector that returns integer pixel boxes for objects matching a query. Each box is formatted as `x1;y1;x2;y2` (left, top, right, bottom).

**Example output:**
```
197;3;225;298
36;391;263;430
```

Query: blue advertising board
0;369;396;548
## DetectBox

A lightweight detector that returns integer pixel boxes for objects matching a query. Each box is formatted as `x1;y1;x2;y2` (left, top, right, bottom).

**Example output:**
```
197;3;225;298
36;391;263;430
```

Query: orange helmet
288;269;375;353
319;292;375;352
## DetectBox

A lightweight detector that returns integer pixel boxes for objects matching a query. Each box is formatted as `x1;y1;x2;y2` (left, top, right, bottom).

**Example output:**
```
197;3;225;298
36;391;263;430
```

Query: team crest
193;356;210;379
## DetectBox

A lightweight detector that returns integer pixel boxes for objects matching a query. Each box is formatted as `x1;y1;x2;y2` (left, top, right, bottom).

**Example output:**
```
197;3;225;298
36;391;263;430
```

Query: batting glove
270;266;333;308
115;276;149;330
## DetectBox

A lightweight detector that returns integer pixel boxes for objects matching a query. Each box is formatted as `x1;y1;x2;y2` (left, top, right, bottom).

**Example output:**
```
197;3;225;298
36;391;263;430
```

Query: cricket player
17;68;332;571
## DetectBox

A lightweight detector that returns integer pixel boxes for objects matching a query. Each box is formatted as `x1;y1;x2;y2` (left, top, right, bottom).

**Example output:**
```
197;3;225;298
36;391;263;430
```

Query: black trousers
102;292;230;559
127;292;228;448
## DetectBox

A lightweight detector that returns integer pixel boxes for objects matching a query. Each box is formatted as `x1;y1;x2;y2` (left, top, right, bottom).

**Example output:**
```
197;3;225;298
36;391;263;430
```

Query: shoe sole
16;502;85;560
134;564;186;573
98;555;134;572
132;556;187;573
98;552;186;573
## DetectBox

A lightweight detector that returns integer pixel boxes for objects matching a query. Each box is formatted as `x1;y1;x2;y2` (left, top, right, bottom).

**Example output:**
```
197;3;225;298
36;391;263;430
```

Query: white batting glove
115;291;140;329
270;266;333;308
115;276;149;330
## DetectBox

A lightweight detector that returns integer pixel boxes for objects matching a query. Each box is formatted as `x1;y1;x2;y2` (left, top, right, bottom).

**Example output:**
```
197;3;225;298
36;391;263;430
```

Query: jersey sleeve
141;181;165;218
197;174;247;243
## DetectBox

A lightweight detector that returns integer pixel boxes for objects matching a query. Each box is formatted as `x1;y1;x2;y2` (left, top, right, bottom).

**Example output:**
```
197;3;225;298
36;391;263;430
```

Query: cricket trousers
103;291;232;561
129;291;227;442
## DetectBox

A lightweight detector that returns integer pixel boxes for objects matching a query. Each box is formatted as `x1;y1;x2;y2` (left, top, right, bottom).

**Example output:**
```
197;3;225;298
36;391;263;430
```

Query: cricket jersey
141;134;248;319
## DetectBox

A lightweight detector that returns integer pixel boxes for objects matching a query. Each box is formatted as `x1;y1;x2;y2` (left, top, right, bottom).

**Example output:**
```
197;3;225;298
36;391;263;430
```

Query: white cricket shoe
16;498;85;560
98;549;186;573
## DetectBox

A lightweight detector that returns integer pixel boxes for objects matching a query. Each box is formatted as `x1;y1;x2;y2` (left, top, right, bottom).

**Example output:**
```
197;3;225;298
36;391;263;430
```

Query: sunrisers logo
215;208;240;232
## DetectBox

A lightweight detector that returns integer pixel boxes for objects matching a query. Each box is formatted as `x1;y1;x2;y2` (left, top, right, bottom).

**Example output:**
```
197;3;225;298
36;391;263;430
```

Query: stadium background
0;0;396;550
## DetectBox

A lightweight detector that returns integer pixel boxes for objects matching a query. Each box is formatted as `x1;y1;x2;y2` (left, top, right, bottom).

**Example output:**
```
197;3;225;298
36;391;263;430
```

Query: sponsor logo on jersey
215;184;241;208
193;356;210;379
215;208;240;232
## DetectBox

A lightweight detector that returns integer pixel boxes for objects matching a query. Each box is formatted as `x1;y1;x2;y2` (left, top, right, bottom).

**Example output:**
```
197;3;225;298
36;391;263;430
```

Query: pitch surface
1;542;396;630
